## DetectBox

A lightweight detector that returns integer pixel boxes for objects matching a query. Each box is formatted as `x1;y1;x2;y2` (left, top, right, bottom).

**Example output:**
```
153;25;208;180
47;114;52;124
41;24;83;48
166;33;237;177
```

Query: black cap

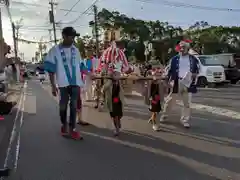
62;27;80;37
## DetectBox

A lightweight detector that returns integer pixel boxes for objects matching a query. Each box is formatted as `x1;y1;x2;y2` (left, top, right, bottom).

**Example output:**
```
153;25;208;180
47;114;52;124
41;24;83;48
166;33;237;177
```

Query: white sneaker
180;119;190;128
152;124;160;131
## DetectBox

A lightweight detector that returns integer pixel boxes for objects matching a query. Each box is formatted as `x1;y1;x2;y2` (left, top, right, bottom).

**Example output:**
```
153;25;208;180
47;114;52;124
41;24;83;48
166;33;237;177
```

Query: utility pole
48;29;52;42
12;23;18;62
12;18;22;63
93;5;100;57
48;29;53;48
49;0;57;45
39;37;43;62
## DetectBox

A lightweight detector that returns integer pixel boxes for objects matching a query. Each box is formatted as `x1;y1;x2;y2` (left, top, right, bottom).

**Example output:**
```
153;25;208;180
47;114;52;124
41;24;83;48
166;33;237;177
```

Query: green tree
90;9;240;63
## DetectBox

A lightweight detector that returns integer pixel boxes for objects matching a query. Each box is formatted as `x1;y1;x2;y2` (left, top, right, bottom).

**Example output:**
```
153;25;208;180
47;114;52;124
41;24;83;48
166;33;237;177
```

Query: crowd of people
43;26;199;140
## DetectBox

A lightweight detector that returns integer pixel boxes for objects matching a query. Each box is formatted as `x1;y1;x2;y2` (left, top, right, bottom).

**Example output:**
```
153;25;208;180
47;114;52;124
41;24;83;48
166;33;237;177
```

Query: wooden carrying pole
92;75;166;81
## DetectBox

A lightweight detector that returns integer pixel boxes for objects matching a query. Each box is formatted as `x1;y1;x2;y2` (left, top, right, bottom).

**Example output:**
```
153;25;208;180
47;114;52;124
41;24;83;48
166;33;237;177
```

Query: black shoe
0;168;10;177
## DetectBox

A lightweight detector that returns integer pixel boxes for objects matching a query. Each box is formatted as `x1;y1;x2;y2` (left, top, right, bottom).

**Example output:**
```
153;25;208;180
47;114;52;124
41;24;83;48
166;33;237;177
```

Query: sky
1;0;240;61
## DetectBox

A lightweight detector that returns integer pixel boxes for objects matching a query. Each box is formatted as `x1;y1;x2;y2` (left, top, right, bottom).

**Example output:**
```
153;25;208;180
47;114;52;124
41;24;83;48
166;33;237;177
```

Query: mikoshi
93;41;130;110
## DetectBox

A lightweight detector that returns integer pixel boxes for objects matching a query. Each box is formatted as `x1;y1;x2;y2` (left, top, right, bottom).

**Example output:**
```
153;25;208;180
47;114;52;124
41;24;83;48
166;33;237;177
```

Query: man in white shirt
44;27;86;140
84;52;94;102
160;40;199;128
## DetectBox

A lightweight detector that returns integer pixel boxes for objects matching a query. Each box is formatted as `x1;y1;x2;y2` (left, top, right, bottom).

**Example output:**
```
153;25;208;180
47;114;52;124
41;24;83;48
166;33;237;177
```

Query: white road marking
2;82;27;174
14;86;26;171
128;94;240;120
177;101;240;120
23;95;36;114
14;134;20;170
198;87;220;91
124;106;238;123
132;89;240;120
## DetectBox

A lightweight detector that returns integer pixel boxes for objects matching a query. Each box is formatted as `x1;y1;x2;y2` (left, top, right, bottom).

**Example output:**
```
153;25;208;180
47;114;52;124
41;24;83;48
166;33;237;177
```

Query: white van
164;55;226;87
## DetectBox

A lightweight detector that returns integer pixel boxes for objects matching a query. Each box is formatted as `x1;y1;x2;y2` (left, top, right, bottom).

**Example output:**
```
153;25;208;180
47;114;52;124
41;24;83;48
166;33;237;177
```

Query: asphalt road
3;80;240;180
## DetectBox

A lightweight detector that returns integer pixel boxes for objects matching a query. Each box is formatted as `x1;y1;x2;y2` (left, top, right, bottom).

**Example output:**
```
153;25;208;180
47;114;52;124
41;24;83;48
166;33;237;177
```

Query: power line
17;38;60;44
136;0;240;12
60;6;93;24
62;0;99;24
49;0;57;44
19;28;61;31
16;2;46;18
20;24;86;29
63;0;82;17
11;1;93;14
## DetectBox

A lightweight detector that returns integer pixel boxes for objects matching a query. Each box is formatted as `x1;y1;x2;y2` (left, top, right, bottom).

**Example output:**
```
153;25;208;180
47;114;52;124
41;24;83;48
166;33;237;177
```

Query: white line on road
128;97;240;120
2;82;27;174
178;102;240;120
14;134;20;171
124;106;240;127
14;86;26;171
131;90;240;120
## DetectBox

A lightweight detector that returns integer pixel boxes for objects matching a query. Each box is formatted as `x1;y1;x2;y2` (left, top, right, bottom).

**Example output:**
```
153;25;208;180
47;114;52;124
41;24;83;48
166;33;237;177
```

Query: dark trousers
59;86;79;130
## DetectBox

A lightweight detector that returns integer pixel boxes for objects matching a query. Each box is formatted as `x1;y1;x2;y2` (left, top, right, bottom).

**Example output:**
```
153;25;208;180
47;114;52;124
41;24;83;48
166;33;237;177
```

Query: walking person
102;64;125;136
94;60;107;109
76;60;90;126
44;26;87;140
84;52;94;102
147;69;164;131
160;40;199;128
37;66;46;84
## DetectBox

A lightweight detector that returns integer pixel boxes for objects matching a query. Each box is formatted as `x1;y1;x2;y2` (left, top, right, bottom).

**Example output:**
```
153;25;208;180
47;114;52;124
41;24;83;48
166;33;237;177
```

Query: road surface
2;80;240;180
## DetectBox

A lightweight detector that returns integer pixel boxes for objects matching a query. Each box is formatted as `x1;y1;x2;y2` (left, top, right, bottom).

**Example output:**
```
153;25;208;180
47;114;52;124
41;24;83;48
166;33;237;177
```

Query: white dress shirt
179;55;190;78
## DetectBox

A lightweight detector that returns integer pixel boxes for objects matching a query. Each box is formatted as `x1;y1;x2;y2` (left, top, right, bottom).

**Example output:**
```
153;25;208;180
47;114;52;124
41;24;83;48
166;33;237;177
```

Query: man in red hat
160;40;199;128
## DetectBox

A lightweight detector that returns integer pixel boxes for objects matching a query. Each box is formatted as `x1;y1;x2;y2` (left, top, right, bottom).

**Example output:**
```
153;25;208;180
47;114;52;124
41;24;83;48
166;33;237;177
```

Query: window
198;56;221;66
